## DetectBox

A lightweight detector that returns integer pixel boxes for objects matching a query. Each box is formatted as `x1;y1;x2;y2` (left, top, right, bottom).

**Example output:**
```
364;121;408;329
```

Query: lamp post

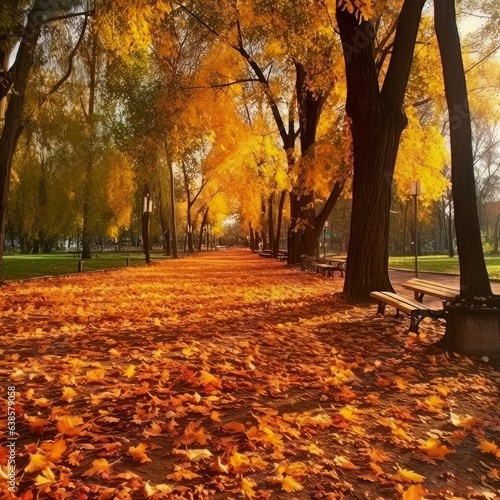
323;221;329;259
410;180;421;277
142;188;153;264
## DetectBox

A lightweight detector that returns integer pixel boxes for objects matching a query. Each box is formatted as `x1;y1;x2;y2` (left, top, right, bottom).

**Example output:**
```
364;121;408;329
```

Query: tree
335;0;426;302
0;1;92;277
435;0;497;356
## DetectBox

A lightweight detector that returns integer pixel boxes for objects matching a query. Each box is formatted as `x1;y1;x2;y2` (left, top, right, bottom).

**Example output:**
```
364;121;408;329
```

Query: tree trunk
82;33;98;260
336;0;425;302
142;186;151;264
0;1;44;278
168;158;179;259
494;216;500;254
435;0;491;297
249;223;255;251
273;190;286;257
198;207;209;252
447;190;454;257
268;194;274;253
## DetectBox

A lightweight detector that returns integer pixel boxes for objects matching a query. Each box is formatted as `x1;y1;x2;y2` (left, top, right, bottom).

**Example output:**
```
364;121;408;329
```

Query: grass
388;254;500;279
325;252;500;279
2;252;170;281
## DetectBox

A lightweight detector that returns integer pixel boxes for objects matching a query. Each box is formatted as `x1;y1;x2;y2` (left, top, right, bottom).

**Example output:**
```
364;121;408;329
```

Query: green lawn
2;252;170;281
388;254;500;279
325;253;500;279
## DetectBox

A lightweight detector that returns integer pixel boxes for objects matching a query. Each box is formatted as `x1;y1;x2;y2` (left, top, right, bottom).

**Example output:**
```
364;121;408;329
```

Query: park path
1;250;499;499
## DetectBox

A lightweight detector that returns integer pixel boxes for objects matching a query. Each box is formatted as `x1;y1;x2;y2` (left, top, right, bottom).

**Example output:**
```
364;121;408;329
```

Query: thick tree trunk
435;0;491;298
273;190;286;257
337;0;425;302
435;0;494;356
0;1;43;278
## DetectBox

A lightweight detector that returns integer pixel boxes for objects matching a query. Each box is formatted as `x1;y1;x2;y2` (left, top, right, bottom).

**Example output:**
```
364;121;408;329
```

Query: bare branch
181;78;259;90
38;14;89;109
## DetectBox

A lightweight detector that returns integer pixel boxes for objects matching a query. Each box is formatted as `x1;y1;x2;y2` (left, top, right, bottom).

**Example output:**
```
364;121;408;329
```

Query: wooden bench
277;252;288;262
370;291;444;333
401;278;459;305
258;250;274;258
313;263;343;278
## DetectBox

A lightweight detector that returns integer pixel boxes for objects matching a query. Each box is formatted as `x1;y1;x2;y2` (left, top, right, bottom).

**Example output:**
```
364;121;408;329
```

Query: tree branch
181;78;259;90
315;180;346;229
38;14;89;109
41;10;94;25
381;0;426;109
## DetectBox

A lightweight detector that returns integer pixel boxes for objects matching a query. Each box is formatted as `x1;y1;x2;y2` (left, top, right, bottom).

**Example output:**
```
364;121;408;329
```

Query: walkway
0;250;499;498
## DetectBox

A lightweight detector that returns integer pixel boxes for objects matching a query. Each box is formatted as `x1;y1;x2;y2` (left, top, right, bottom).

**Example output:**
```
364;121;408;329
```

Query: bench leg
409;314;425;334
376;302;386;315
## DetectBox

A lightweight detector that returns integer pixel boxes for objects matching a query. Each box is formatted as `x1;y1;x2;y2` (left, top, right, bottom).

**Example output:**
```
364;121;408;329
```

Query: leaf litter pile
1;250;500;500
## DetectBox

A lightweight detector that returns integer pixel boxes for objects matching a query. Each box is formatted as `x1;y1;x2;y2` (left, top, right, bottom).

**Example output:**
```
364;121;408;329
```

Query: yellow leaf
145;482;173;496
82;458;111;476
392;468;425;483
281;475;303;492
128;443;152;463
230;452;251;470
241;477;257;498
172;448;213;462
35;467;56;488
61;387;77;402
308;443;324;456
199;370;222;388
25;454;49;473
334;455;358;470
124;365;136;378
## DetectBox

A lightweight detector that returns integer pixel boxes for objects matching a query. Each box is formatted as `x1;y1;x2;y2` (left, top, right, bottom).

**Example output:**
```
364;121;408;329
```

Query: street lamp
323;221;329;259
142;190;153;264
410;180;421;277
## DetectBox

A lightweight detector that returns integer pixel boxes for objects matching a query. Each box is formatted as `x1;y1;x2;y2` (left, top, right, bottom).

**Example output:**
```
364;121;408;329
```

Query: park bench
258;250;274;258
370;290;444;334
401;278;459;305
311;258;346;277
277;251;288;262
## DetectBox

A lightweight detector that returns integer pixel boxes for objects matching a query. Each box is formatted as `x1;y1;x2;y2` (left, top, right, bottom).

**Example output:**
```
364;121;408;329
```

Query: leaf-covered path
1;250;499;499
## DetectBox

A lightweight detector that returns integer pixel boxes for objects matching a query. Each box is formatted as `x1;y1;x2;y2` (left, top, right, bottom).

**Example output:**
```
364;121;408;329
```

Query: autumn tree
335;0;427;302
0;1;92;276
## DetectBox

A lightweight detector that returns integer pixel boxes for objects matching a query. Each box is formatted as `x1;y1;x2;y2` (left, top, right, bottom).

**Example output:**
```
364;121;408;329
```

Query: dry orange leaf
128;443;152;463
167;466;200;481
477;440;498;454
56;415;85;437
402;484;427;500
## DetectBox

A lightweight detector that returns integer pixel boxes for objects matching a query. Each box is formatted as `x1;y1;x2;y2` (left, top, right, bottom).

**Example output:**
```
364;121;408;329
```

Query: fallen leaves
1;251;500;498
